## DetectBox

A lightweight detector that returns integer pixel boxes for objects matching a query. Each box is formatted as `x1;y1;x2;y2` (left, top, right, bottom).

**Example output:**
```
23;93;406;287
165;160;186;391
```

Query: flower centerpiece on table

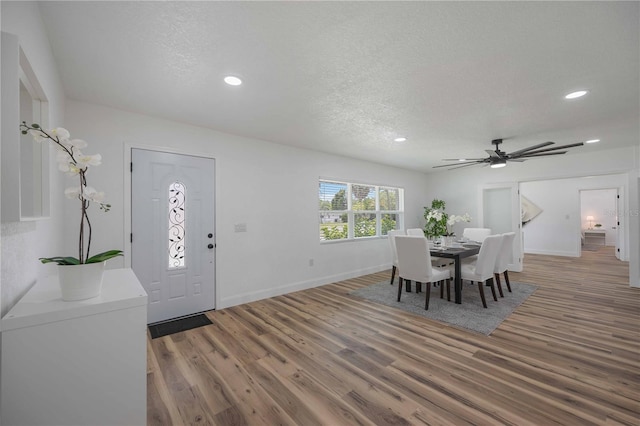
423;199;471;239
20;121;122;265
447;213;472;236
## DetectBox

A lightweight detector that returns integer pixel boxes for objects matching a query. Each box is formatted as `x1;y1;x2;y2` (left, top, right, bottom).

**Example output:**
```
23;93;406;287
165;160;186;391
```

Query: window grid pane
319;213;348;241
351;185;376;211
354;213;376;238
379;187;399;211
319;181;347;211
168;181;186;268
319;179;403;241
381;213;399;235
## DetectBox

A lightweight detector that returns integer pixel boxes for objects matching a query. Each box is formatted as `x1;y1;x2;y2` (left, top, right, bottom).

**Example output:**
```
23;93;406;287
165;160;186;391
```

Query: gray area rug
350;279;537;335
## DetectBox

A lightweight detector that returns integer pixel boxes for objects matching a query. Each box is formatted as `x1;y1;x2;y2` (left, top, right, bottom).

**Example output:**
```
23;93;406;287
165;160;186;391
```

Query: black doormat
149;313;213;339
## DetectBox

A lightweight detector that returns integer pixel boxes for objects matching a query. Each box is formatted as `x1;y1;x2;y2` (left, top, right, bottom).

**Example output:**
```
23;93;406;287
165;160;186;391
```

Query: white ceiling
37;1;639;173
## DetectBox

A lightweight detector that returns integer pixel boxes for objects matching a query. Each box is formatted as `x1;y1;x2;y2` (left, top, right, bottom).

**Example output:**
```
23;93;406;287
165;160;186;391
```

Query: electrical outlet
234;223;247;232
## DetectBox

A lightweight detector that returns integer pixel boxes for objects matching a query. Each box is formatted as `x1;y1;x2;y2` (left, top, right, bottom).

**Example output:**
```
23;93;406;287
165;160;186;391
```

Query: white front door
131;149;215;324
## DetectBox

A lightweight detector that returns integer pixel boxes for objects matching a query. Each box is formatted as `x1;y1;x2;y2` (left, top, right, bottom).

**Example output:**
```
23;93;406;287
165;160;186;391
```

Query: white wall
1;2;66;317
520;175;626;256
1;2;67;417
424;146;639;287
63;101;430;309
580;188;618;245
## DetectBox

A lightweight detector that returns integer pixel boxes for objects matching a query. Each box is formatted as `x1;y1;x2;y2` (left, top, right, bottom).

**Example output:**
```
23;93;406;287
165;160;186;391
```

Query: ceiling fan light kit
490;158;507;168
434;138;584;170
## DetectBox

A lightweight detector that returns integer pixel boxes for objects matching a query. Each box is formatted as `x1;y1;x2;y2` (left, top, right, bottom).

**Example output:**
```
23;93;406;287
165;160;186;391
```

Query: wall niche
1;31;50;222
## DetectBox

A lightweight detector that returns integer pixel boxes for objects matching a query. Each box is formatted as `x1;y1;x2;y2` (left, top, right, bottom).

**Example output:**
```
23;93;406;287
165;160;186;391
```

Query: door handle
207;233;213;238
207;243;214;249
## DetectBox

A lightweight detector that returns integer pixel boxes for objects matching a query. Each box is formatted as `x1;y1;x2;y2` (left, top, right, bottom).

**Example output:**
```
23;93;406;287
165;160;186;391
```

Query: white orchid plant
447;213;472;233
20;121;123;265
423;199;471;238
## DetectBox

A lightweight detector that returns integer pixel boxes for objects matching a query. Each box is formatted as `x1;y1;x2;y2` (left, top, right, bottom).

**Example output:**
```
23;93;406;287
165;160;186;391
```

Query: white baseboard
218;264;390;309
524;248;579;257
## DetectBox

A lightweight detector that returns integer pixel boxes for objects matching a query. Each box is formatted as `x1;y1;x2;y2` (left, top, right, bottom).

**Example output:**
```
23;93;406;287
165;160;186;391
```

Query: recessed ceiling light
565;90;588;99
585;139;600;144
224;76;242;86
394;137;407;142
458;159;466;162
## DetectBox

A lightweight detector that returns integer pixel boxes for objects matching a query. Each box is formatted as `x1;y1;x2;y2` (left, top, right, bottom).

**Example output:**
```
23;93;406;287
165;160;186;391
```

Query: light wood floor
147;247;639;425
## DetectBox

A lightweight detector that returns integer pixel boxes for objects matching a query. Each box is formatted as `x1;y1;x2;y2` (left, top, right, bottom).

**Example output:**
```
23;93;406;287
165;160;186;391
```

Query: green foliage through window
319;180;403;241
321;224;348;240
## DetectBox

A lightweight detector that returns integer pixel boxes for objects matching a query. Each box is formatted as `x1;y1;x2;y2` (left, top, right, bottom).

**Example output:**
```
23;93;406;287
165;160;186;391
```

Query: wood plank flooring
147;246;639;425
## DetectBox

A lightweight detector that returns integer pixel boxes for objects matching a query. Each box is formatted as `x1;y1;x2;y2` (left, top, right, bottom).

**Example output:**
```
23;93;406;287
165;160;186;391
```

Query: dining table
430;242;481;304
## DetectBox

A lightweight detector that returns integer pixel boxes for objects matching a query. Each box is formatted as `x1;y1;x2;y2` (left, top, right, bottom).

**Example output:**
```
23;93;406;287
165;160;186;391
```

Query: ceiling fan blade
433;160;483;169
446;162;485;170
505;141;555;157
516;151;568;158
436;139;583;171
510;142;584;157
549;141;585;150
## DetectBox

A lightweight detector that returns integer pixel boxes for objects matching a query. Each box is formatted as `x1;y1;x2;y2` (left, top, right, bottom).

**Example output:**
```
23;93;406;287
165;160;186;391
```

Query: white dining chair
387;230;404;285
407;228;452;269
460;227;492;265
395;236;451;309
458;234;503;308
494;232;516;296
462;227;492;243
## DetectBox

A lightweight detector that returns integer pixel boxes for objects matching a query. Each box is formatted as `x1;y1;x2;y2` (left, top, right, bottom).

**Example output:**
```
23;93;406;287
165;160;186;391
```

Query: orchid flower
64;186;81;199
57;151;82;176
20;121;121;265
68;139;88;149
83;186;106;203
76;153;102;168
49;127;71;141
447;213;472;226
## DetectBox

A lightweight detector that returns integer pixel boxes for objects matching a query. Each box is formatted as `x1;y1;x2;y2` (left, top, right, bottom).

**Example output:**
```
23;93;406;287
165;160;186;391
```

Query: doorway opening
579;188;621;260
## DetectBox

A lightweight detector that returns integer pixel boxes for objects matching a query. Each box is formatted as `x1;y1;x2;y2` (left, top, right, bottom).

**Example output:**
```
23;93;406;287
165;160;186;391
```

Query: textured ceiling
36;1;639;172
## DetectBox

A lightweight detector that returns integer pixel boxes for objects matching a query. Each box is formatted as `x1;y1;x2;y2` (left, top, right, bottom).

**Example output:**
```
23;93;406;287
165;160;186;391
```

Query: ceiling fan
434;138;584;170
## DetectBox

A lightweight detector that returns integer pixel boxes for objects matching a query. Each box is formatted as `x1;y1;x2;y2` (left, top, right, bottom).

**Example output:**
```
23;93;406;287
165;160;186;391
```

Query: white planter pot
58;262;106;301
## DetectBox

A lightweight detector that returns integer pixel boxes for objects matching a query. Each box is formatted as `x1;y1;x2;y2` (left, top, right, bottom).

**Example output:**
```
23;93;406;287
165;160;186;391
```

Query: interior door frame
616;186;624;260
478;182;523;272
123;143;218;307
578;186;626;260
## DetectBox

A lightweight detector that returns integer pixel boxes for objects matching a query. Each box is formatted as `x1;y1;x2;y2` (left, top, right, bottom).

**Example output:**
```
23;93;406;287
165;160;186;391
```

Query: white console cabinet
1;268;148;426
583;229;607;246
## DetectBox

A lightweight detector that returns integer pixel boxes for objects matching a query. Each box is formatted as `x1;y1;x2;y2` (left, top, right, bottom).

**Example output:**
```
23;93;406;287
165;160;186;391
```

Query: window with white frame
319;179;403;241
